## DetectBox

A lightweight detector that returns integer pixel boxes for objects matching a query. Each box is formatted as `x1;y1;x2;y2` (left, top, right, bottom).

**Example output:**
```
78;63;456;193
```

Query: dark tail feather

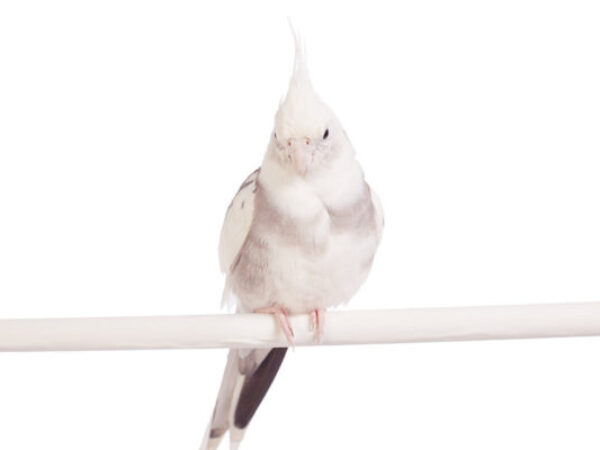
201;348;287;450
234;348;287;429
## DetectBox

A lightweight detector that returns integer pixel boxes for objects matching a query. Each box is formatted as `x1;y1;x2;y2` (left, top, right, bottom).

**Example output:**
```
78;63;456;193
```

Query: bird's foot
309;309;324;343
255;306;295;347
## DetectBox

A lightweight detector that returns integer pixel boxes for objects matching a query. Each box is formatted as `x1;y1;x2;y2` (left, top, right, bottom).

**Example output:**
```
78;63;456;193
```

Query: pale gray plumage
201;27;383;450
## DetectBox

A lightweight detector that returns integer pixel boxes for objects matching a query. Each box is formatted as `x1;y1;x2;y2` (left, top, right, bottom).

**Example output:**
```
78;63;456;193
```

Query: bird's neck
307;149;365;211
259;146;365;218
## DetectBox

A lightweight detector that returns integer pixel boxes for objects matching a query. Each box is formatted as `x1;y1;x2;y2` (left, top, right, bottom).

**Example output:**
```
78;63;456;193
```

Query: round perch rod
1;302;599;352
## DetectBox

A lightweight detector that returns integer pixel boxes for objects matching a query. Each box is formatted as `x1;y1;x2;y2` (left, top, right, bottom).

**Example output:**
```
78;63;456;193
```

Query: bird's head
269;28;348;177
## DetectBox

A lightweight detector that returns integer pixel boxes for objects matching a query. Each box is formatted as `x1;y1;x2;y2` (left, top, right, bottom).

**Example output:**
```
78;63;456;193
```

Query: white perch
1;302;600;352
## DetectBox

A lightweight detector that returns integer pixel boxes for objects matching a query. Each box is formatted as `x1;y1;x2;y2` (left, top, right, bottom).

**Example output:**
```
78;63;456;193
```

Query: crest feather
275;22;331;139
289;21;309;86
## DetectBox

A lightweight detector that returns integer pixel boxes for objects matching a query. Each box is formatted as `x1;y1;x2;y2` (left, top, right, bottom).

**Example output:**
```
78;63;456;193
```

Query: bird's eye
323;128;329;139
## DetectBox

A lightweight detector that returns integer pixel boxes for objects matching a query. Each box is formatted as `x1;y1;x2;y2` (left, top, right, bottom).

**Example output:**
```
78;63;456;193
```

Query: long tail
200;347;287;450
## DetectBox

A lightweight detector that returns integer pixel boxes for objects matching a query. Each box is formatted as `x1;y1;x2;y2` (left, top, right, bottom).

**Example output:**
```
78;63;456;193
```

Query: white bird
201;27;384;450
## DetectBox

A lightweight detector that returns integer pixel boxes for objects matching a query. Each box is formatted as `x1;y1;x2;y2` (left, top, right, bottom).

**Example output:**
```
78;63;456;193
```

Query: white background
1;1;599;449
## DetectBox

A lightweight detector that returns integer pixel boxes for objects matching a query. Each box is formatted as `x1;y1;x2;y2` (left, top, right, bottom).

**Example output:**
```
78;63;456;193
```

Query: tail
200;347;287;450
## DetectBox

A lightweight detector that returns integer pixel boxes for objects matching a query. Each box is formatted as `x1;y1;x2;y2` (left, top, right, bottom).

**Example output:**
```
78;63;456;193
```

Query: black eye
323;128;329;139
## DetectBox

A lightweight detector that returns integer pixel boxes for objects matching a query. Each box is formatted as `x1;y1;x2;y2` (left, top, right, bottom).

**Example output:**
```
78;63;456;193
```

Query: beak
287;138;312;175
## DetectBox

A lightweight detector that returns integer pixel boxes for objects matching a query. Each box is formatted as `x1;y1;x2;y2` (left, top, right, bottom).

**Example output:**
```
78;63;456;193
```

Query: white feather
218;170;259;274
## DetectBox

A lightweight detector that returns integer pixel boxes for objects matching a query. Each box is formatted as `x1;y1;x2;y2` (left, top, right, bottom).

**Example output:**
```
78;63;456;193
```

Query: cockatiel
201;29;384;450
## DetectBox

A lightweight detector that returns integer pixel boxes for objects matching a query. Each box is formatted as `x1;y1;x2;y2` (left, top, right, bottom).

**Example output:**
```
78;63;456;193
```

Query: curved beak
287;138;312;175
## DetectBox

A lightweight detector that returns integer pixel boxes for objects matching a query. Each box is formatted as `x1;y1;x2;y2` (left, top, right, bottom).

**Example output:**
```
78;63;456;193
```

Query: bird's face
272;68;341;177
272;124;333;176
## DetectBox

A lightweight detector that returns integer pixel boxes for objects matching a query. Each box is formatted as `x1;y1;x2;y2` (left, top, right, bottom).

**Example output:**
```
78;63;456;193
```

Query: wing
218;168;260;274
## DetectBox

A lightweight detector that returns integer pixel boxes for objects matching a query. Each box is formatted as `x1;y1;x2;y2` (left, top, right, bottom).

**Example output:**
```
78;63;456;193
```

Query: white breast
237;189;379;314
275;232;378;313
221;152;383;314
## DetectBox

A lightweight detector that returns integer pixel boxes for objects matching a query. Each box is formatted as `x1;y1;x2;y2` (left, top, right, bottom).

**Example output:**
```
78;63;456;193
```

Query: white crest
289;23;310;89
274;24;331;140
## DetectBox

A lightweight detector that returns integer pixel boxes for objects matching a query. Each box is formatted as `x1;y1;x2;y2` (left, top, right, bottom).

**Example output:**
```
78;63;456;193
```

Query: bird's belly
258;231;377;313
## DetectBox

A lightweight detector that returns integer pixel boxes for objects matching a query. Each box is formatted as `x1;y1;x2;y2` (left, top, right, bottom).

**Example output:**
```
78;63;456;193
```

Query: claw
255;306;295;348
310;309;324;344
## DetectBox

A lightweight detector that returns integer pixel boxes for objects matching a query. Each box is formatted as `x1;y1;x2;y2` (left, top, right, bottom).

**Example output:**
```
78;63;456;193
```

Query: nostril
287;140;292;146
306;138;310;145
